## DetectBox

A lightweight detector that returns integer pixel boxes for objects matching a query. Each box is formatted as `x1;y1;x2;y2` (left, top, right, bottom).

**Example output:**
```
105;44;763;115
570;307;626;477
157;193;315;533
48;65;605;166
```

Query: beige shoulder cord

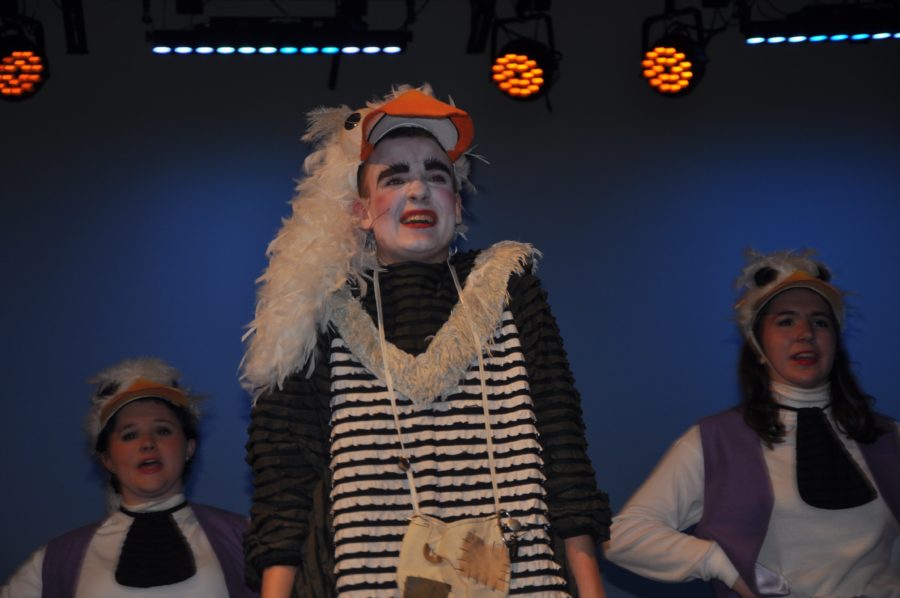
373;269;421;515
447;262;503;516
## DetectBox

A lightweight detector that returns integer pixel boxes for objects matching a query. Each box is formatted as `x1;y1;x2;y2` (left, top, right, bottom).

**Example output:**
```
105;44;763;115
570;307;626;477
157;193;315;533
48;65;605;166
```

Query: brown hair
738;334;884;447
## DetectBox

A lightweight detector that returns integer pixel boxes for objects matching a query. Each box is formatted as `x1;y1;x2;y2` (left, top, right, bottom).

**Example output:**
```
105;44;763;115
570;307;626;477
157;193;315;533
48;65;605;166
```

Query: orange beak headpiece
358;89;474;162
88;358;199;451
734;249;845;358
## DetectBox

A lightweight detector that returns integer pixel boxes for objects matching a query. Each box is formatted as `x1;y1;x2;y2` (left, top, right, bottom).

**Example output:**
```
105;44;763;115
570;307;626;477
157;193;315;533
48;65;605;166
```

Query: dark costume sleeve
244;338;336;594
508;269;612;542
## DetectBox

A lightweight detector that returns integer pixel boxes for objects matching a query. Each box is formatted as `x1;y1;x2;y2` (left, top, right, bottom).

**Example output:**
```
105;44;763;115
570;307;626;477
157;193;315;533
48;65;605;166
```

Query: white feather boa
241;84;474;398
330;241;538;405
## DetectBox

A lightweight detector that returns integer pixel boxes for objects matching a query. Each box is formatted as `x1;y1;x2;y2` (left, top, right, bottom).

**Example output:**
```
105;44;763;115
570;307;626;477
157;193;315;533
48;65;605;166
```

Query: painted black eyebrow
375;158;451;186
376;162;410;185
424;158;452;177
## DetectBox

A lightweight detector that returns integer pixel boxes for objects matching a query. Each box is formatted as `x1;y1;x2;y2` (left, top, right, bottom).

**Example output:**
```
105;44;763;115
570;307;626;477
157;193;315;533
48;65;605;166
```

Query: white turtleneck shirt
604;383;900;598
1;493;229;598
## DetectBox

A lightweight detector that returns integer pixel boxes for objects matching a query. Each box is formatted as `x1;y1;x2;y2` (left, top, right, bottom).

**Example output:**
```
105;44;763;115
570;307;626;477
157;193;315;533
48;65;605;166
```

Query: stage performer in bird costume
242;84;610;598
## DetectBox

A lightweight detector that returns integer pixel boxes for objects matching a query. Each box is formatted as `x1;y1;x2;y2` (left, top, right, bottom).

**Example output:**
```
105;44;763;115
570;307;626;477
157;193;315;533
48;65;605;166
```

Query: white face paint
358;136;461;265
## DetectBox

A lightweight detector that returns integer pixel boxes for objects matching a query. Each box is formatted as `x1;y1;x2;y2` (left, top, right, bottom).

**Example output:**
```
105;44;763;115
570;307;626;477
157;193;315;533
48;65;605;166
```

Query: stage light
0;16;49;101
487;4;558;102
641;34;706;97
641;40;698;96
491;38;554;100
146;17;411;57
641;6;707;98
741;3;900;46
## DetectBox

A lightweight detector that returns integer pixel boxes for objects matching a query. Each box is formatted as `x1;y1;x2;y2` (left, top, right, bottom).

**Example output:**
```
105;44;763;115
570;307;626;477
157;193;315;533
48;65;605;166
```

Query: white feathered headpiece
87;357;200;452
240;84;474;398
734;249;844;356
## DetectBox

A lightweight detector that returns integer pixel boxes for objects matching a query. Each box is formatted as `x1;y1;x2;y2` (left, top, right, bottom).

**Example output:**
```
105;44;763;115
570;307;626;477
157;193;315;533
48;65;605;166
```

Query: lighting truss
741;2;900;45
147;16;411;56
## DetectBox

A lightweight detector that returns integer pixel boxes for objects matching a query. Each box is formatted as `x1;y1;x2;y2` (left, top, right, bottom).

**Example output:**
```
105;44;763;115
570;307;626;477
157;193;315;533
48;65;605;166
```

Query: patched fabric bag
397;513;510;598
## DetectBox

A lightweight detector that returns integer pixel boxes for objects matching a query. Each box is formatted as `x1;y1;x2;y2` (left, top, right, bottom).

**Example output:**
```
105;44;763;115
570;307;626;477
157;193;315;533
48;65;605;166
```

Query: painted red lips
400;209;437;227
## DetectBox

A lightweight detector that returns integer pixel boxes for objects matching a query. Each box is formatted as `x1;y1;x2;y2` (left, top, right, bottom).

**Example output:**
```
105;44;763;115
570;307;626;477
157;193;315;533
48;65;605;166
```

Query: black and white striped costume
245;243;610;597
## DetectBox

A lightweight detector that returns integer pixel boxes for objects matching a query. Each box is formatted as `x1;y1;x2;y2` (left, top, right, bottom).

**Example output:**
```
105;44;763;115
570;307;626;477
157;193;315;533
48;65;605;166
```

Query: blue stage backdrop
2;3;898;597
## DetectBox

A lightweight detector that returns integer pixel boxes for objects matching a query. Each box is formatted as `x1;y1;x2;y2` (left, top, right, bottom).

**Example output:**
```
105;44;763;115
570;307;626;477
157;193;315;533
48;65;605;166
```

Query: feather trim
86;357;200;450
734;248;824;301
329;241;537;406
241;83;475;399
734;248;844;331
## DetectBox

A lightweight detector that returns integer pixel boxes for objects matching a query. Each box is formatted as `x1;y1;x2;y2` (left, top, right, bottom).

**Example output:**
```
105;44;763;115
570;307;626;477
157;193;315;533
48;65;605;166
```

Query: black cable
268;0;290;17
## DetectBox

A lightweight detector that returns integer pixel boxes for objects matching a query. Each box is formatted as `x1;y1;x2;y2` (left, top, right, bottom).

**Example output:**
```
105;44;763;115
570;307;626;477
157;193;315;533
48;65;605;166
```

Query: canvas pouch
397;512;510;598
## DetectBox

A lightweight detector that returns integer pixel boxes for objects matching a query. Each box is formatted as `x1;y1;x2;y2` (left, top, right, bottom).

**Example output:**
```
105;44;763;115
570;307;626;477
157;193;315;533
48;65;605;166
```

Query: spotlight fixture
147;17;411;57
491;37;553;100
641;33;704;96
0;15;49;101
488;3;558;102
641;4;707;97
741;2;900;46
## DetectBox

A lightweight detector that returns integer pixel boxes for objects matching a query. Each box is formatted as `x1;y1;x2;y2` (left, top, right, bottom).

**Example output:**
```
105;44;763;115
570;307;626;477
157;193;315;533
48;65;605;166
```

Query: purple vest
694;408;900;598
41;502;257;598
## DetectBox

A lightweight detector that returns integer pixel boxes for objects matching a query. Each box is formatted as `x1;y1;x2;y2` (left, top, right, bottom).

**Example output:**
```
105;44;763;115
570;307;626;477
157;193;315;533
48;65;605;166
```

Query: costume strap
374;269;421;514
449;261;503;515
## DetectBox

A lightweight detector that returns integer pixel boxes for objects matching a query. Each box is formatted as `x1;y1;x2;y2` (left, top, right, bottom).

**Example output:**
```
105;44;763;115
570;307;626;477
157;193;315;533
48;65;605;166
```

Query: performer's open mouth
791;351;818;366
400;210;436;227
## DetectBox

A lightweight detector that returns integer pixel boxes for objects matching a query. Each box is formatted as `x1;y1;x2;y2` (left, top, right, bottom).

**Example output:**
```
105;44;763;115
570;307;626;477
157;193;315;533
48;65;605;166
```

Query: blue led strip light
742;4;900;46
745;31;900;45
147;19;411;56
152;44;404;55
